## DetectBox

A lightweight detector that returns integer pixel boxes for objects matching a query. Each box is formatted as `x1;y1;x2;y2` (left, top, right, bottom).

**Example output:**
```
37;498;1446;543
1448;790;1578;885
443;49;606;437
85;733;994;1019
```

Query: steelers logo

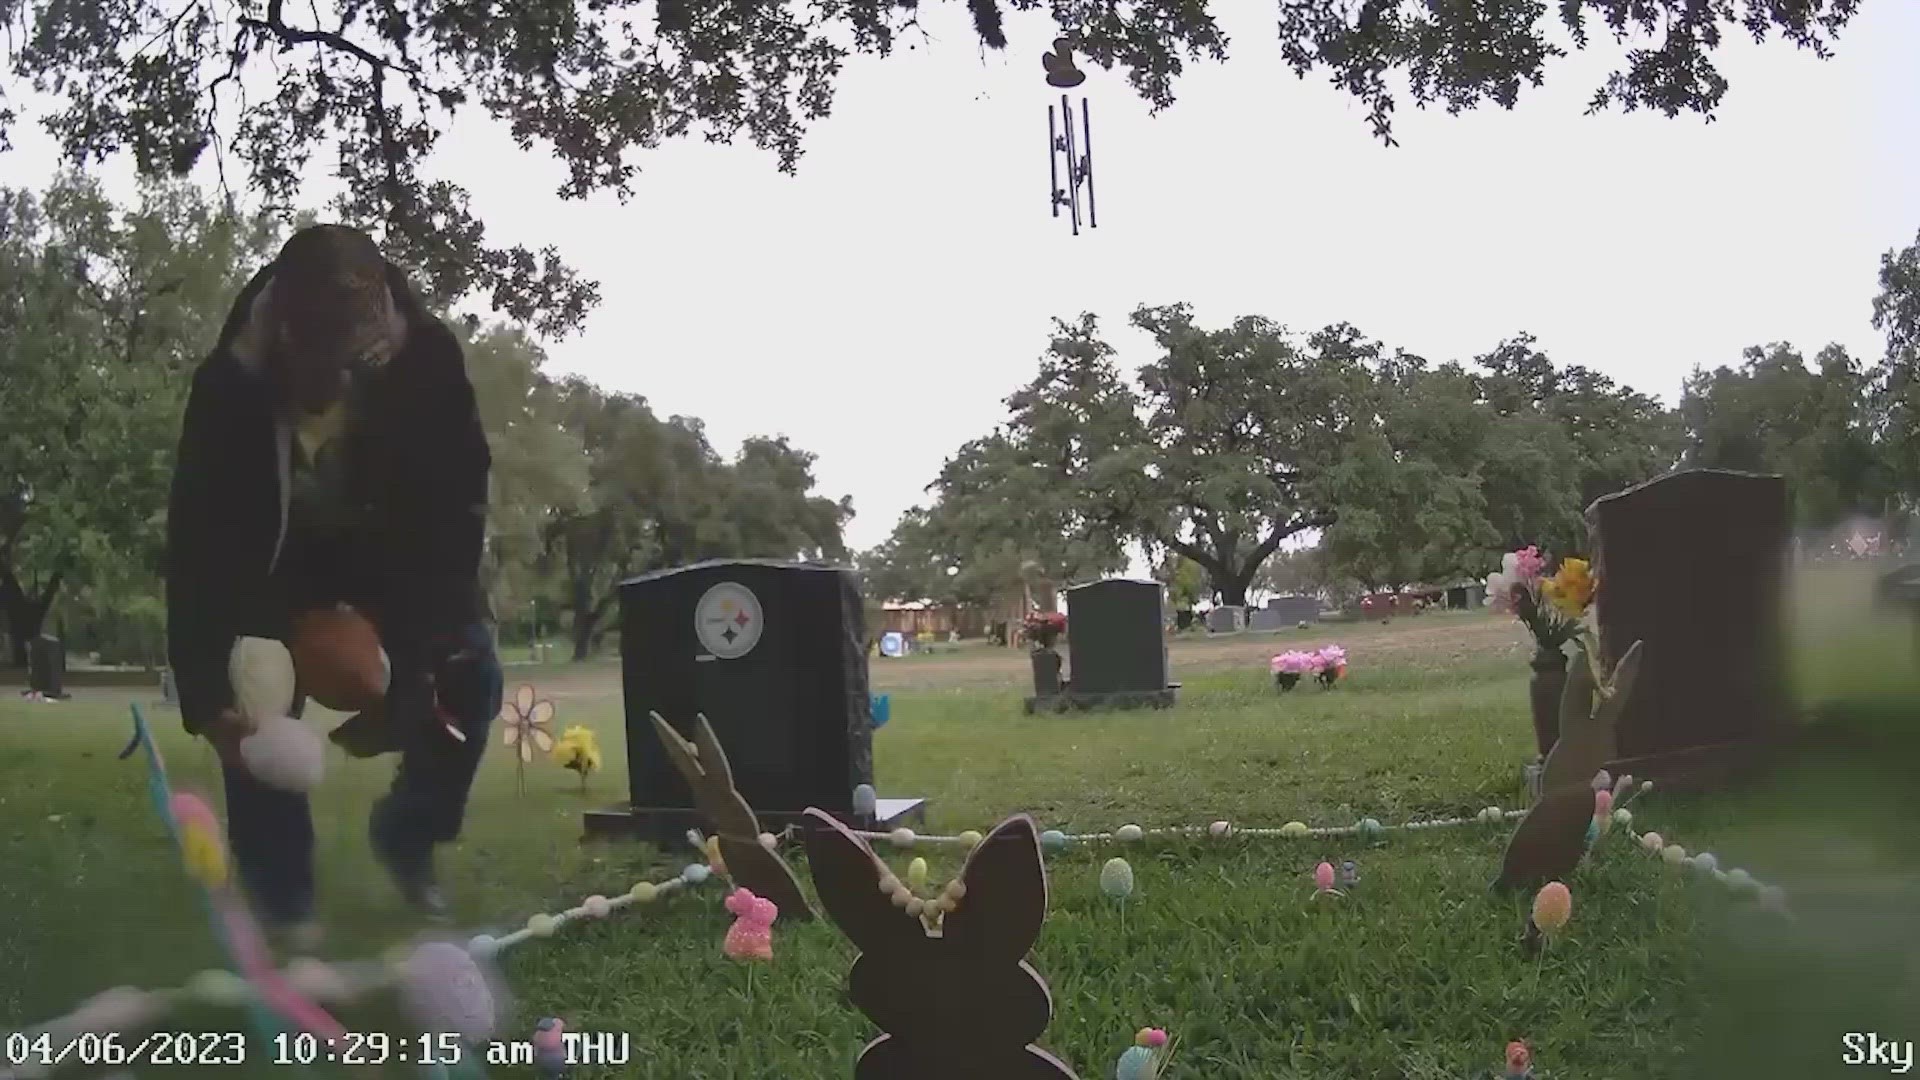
694;581;764;659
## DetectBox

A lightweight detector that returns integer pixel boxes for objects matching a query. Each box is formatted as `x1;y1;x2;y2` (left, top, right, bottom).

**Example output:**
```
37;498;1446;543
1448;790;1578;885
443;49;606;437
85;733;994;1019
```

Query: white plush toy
229;637;296;718
229;636;326;793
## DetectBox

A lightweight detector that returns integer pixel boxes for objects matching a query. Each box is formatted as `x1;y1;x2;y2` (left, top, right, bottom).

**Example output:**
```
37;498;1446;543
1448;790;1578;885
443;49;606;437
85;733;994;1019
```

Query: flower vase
1274;672;1300;692
1528;645;1569;757
1030;646;1063;696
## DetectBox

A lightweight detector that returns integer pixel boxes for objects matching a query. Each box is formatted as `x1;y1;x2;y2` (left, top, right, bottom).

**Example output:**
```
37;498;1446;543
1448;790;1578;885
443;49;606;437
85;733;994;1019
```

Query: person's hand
329;703;401;758
202;707;256;766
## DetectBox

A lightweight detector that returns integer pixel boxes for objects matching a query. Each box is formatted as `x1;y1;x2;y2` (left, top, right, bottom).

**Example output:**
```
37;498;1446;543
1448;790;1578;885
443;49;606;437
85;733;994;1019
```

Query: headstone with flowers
1025;579;1177;713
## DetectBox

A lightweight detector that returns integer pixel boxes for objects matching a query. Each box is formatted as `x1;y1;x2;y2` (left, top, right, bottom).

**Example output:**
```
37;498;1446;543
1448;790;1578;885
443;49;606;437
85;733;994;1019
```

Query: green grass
1;582;1915;1079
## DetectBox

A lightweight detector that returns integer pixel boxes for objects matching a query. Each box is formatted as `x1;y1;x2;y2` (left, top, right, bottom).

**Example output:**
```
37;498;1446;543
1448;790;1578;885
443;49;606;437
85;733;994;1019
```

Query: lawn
2;574;1916;1079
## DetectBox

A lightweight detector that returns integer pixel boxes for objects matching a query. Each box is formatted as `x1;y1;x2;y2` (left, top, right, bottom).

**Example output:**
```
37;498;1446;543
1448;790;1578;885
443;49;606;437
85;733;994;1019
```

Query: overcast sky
4;3;1915;553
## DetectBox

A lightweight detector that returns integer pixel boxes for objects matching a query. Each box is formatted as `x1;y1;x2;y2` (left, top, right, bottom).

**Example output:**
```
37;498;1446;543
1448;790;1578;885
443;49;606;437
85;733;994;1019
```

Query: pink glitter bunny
724;887;778;961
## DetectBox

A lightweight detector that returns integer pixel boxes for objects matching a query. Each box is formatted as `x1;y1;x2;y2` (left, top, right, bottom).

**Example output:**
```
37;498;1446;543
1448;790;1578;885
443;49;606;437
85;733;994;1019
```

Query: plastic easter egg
958;829;984;849
1116;824;1145;842
1208;820;1232;838
1280;821;1309;838
1115;1044;1158;1080
889;827;916;848
1040;829;1069;852
907;858;929;891
1099;857;1135;899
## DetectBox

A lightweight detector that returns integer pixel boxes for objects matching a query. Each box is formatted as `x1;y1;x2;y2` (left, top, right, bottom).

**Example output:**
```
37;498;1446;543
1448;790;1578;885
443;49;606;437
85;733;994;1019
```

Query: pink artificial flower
1513;546;1546;581
1274;650;1321;675
723;887;778;961
1317;645;1347;669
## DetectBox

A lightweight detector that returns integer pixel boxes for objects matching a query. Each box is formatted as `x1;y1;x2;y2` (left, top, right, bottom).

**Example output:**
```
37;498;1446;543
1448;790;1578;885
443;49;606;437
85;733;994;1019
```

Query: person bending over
165;224;499;939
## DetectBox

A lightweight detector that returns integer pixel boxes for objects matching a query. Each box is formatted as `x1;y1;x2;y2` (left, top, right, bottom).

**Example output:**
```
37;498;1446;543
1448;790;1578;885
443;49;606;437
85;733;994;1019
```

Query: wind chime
1043;38;1096;234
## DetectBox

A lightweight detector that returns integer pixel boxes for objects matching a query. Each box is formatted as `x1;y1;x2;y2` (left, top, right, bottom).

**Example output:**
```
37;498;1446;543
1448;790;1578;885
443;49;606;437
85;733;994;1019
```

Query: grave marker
1584;469;1787;789
584;559;926;840
1026;579;1176;712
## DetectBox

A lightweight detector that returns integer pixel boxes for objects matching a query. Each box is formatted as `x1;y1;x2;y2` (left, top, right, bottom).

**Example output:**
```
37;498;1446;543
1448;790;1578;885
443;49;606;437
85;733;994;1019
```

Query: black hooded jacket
165;259;490;736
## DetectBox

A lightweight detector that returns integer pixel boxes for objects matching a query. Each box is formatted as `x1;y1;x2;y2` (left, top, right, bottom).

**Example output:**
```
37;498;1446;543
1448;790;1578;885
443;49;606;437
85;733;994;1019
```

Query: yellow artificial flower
552;725;603;779
1541;558;1596;618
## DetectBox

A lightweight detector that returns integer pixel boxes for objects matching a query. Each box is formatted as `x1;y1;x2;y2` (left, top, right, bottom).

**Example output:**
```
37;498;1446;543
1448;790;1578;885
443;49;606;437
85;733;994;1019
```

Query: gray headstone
1247;607;1288;632
1587;470;1789;761
1266;595;1320;624
1065;579;1169;694
1205;605;1246;633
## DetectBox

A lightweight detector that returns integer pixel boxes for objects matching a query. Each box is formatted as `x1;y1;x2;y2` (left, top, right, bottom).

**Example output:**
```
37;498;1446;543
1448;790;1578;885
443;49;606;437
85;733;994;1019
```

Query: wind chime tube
1080;96;1096;229
1060;93;1081;235
1048;105;1060;218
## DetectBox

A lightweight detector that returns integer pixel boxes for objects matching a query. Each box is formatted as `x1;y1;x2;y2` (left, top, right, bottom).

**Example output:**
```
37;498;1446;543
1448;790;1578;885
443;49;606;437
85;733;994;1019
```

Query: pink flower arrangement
1271;645;1348;690
1271;650;1321;676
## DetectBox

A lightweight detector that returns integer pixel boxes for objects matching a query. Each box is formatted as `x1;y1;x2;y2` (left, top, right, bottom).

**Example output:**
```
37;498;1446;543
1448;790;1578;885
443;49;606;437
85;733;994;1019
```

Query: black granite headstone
1586;470;1788;784
27;635;65;698
1065;579;1168;694
616;560;876;822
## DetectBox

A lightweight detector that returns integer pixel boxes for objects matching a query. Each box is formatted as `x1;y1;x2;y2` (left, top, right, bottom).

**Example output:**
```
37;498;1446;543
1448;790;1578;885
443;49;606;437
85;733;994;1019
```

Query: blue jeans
222;622;501;924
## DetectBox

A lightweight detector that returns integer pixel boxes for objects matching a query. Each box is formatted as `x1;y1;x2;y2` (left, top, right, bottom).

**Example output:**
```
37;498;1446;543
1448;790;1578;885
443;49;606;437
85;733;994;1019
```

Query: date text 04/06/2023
274;1031;634;1067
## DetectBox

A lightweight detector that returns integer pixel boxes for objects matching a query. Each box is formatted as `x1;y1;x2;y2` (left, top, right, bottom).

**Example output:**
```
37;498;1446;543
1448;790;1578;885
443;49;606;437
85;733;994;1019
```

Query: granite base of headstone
1025;579;1179;713
583;559;927;841
1574;469;1788;792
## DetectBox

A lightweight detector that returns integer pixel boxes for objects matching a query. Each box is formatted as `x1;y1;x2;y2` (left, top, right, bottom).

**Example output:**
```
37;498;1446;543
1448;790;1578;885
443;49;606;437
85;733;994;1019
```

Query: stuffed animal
289;604;389;712
228;636;325;793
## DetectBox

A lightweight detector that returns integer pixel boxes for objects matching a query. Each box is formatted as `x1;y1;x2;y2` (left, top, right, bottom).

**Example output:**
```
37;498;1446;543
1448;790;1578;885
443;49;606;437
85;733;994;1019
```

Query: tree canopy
2;0;1860;331
0;172;851;665
0;173;277;665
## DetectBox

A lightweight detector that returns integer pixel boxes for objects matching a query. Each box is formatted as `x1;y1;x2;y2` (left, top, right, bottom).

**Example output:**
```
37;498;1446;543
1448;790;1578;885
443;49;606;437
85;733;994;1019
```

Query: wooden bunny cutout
1494;639;1644;891
648;712;813;923
803;809;1080;1080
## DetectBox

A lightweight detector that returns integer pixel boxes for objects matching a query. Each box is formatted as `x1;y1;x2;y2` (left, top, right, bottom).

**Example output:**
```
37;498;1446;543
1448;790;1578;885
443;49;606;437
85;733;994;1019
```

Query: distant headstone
584;559;925;839
1445;583;1487;610
1027;579;1176;712
1205;605;1246;633
1266;595;1320;625
1247;606;1287;632
27;635;66;699
1586;470;1788;787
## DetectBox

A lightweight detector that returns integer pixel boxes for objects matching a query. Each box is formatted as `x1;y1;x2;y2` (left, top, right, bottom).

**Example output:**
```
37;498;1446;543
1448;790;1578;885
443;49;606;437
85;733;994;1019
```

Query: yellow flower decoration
1541;557;1596;618
552;725;603;786
179;819;229;889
